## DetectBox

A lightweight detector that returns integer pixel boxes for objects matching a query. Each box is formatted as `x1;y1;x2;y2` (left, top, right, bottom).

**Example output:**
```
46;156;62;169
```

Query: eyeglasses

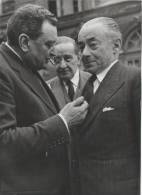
49;54;73;65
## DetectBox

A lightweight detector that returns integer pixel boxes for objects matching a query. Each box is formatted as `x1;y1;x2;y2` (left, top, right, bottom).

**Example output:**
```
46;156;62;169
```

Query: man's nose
82;45;90;56
60;58;67;68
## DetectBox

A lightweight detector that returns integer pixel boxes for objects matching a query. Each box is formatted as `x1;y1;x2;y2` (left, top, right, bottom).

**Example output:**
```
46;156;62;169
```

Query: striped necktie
82;74;97;103
66;80;75;101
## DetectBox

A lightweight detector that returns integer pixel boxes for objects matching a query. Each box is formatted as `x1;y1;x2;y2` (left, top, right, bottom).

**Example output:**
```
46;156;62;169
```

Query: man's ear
113;39;122;54
19;33;30;52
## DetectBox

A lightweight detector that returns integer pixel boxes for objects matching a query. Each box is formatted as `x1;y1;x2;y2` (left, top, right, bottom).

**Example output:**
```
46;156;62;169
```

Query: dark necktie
66;80;75;101
82;74;97;103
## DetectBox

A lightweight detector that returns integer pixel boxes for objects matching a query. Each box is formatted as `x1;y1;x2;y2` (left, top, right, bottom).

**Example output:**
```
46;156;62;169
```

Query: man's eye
64;55;72;62
50;53;55;58
45;42;54;49
54;56;61;63
89;43;97;50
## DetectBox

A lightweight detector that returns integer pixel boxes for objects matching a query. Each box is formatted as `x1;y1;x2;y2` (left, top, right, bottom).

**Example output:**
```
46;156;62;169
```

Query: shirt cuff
58;113;70;135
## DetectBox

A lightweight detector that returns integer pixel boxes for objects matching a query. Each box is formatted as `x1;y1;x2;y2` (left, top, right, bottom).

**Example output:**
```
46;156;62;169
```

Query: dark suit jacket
72;62;140;195
0;43;70;195
47;71;91;109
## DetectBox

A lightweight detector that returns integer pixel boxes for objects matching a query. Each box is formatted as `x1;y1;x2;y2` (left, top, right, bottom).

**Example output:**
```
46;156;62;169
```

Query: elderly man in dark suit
47;36;91;109
71;17;140;195
0;4;88;195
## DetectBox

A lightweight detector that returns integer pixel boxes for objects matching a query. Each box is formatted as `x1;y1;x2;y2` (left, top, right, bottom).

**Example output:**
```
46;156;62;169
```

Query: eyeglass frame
49;53;75;66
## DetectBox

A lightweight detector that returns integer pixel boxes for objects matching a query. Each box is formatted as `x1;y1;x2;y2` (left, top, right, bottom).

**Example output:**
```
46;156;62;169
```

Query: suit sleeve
0;72;69;156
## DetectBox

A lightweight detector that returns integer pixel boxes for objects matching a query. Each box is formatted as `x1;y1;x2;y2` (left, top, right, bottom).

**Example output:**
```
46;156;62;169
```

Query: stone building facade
0;0;141;69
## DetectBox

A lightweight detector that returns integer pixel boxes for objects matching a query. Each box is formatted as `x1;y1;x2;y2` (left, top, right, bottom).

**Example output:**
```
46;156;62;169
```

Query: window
125;28;141;52
1;0;15;15
123;27;141;68
127;58;140;67
73;0;78;13
48;0;57;16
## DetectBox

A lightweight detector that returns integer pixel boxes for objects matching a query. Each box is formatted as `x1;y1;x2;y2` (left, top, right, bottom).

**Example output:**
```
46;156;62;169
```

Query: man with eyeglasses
47;36;91;109
0;4;88;195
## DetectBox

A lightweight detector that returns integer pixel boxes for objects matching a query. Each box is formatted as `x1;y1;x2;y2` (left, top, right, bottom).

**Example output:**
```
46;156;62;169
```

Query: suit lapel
20;69;58;114
0;43;58;114
74;71;91;99
51;78;70;109
81;63;125;132
74;71;85;99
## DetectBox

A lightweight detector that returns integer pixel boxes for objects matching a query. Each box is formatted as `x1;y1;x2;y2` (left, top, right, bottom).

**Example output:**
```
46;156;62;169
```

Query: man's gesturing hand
59;96;88;128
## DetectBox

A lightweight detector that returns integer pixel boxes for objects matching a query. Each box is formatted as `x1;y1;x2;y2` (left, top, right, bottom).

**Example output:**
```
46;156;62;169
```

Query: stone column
0;0;2;15
78;0;83;12
62;0;73;15
56;0;62;16
82;0;96;10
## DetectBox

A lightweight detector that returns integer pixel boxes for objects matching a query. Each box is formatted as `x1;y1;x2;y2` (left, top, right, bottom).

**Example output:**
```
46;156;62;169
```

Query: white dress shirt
93;60;118;94
64;68;79;93
5;42;22;60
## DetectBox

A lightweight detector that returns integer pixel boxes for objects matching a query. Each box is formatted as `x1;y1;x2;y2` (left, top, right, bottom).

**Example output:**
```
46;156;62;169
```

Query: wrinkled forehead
78;23;106;42
53;42;75;55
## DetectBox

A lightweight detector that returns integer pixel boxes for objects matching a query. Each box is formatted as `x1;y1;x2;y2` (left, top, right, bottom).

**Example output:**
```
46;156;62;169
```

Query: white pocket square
102;107;115;112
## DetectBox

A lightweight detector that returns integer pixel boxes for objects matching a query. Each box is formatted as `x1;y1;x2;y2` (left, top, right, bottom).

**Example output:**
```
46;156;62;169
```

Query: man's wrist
58;113;70;134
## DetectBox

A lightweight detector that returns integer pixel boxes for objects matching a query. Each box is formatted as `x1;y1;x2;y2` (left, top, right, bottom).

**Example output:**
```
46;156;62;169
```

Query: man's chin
84;66;95;74
60;76;70;80
58;72;72;79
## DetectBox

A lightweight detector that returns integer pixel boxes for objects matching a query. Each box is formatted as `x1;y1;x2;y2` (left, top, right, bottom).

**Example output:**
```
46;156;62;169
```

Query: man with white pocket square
71;17;140;195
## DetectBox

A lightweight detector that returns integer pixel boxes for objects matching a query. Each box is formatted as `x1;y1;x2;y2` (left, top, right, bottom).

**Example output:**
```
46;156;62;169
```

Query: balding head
56;36;75;44
56;36;79;54
50;36;80;80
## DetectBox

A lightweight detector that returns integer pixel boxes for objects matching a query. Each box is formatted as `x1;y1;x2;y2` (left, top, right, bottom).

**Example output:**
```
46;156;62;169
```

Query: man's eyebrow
77;37;96;44
46;40;56;44
50;52;56;56
45;40;56;46
64;54;72;57
87;37;96;42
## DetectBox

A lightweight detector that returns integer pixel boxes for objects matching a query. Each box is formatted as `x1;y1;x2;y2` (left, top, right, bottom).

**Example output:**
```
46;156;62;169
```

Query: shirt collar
70;68;80;87
5;42;22;61
97;59;118;83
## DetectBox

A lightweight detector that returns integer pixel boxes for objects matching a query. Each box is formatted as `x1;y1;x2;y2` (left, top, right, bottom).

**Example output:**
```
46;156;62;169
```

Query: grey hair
56;36;79;54
80;17;122;41
56;36;75;44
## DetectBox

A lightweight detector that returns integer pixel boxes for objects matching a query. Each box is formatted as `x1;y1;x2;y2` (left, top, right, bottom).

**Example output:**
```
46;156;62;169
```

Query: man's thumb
72;96;84;106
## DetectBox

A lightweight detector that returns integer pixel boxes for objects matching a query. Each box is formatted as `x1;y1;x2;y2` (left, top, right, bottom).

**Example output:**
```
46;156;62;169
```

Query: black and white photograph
0;0;141;195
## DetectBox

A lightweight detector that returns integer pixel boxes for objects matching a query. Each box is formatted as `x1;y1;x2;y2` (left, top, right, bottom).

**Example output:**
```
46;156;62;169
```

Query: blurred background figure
47;36;91;109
